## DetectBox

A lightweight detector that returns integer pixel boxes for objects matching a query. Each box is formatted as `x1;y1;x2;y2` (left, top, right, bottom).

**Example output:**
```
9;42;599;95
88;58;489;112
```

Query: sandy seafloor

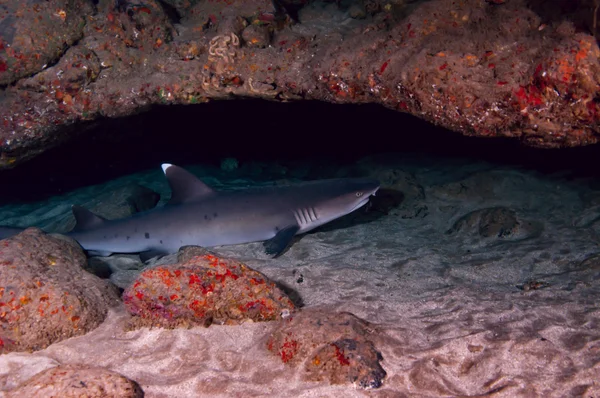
0;153;599;397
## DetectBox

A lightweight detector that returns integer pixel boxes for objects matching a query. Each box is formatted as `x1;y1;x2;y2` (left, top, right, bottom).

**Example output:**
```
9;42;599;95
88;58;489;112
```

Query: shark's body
2;164;380;257
0;226;25;240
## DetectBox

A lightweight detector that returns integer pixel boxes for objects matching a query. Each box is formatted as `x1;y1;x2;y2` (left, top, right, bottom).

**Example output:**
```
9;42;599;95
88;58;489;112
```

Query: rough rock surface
6;364;144;398
266;308;386;389
123;247;296;328
0;228;120;353
0;0;93;85
1;0;600;168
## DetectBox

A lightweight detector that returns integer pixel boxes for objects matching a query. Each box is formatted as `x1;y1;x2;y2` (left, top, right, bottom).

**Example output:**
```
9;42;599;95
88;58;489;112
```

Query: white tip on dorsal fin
161;163;172;174
72;205;107;231
161;163;216;205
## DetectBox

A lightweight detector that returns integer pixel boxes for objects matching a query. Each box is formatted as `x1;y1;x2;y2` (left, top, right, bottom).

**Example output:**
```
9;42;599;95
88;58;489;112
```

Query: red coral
279;335;299;363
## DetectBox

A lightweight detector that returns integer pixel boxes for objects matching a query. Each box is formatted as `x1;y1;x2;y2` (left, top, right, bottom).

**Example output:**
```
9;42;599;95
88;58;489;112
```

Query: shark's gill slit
293;210;300;225
303;208;310;224
298;209;307;225
294;208;310;226
309;207;317;221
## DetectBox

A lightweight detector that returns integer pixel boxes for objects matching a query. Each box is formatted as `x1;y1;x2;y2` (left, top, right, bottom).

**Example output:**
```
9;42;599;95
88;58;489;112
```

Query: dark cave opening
1;99;600;203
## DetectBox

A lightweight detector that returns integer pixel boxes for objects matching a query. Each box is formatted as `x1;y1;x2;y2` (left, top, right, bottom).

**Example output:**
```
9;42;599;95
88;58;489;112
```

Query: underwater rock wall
1;0;600;168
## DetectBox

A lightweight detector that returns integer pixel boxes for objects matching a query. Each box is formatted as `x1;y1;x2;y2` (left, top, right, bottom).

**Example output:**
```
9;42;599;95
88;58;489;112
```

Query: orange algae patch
123;249;295;328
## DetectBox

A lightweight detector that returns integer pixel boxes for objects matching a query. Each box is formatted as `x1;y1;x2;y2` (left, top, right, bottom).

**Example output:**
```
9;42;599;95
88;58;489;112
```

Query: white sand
0;154;599;397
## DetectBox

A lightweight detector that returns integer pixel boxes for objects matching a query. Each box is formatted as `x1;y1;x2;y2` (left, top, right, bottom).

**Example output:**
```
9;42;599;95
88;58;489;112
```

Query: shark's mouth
350;189;378;213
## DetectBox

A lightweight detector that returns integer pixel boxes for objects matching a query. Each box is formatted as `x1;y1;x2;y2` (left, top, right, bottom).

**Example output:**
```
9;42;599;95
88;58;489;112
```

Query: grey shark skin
0;165;380;257
0;226;25;240
67;164;380;257
65;164;380;258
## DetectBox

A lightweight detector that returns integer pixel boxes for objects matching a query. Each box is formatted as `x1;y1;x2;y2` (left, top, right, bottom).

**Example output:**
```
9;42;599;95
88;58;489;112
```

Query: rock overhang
1;0;599;169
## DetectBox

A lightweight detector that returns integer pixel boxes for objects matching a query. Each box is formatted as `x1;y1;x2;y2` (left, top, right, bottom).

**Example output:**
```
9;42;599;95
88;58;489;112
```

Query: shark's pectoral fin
139;249;170;262
72;205;107;231
263;225;300;258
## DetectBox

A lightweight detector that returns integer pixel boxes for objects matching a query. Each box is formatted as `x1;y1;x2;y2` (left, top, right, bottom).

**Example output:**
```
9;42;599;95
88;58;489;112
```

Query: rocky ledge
1;0;600;168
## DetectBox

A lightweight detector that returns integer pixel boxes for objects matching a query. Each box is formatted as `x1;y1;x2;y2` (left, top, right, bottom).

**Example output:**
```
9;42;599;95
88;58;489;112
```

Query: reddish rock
1;0;600;168
0;228;120;353
6;364;143;398
266;308;386;389
241;24;272;48
0;0;93;85
123;248;296;328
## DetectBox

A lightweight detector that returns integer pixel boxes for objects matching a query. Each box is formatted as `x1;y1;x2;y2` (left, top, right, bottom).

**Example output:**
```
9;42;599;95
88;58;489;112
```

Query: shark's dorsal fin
72;205;107;231
161;163;216;205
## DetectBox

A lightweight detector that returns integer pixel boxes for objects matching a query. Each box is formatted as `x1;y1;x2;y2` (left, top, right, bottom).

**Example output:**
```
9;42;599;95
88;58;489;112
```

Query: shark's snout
350;184;379;212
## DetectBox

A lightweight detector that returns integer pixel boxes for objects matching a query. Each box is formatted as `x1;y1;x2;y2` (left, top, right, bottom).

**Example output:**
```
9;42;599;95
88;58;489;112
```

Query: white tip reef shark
0;164;380;258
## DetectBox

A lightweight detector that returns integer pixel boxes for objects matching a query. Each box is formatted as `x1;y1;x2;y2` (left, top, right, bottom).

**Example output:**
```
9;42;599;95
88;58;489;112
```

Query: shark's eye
356;192;363;197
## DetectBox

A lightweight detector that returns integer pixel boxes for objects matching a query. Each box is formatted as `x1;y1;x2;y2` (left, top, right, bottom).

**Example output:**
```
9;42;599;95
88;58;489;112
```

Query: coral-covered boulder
267;308;386;389
123;247;295;328
0;228;120;353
